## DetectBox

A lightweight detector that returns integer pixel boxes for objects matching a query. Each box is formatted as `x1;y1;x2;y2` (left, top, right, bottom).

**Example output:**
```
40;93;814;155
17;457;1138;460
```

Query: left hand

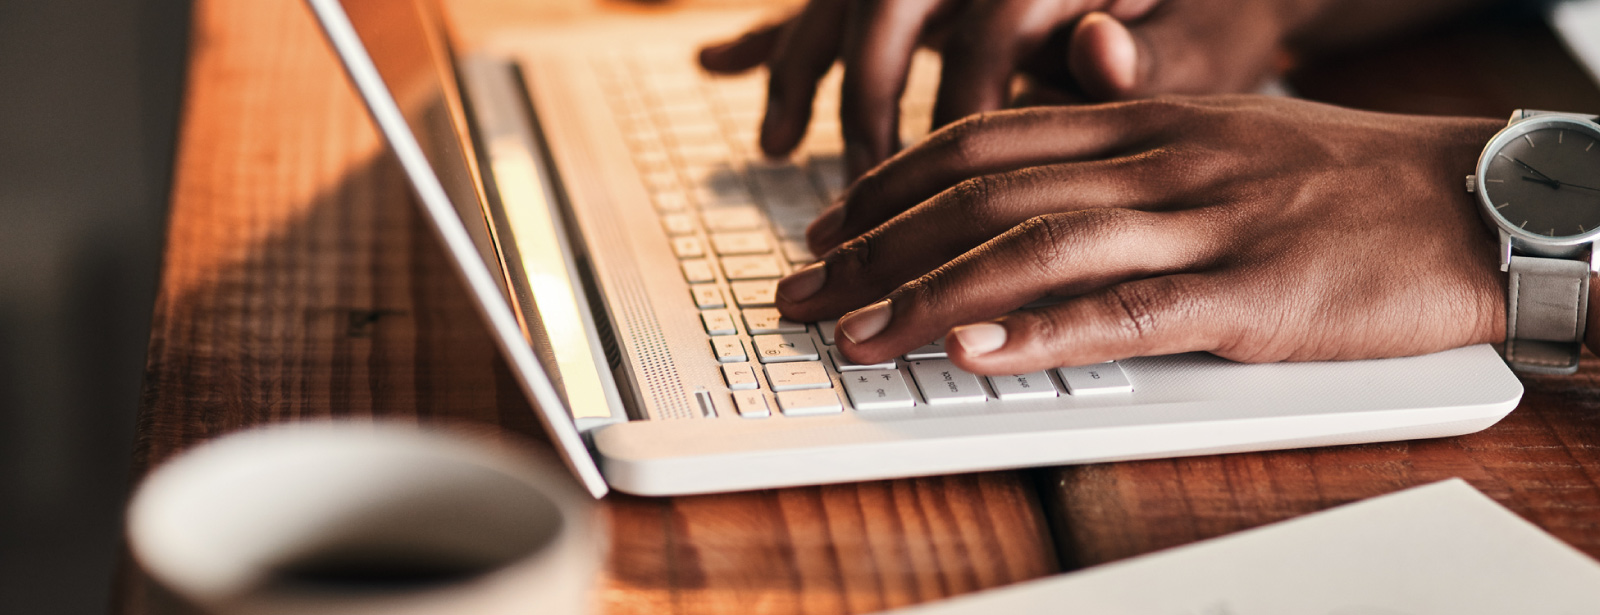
698;0;1297;178
772;96;1508;374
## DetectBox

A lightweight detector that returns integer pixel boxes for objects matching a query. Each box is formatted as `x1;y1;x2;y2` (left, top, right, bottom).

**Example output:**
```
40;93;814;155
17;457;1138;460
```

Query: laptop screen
326;0;508;302
305;0;610;497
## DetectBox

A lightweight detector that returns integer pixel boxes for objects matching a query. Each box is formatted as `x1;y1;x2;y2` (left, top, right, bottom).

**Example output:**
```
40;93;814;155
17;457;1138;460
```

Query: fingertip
1068;12;1139;100
758;99;800;159
697;43;736;73
950;322;1008;356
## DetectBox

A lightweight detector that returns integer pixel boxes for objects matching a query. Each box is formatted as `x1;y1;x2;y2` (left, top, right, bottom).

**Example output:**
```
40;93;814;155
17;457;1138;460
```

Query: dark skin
695;0;1600;372
699;0;1500;177
772;97;1518;373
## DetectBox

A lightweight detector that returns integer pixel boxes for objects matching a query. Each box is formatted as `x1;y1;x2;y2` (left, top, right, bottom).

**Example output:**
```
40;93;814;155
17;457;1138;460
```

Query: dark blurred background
0;0;191;613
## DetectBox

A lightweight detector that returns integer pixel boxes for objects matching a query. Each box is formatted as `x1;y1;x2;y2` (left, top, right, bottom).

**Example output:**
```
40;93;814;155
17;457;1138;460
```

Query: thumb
1065;12;1139;100
1068;8;1283;101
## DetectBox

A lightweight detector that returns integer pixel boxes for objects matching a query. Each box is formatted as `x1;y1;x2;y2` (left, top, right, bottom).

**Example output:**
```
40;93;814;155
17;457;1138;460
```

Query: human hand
772;96;1509;373
699;0;1303;178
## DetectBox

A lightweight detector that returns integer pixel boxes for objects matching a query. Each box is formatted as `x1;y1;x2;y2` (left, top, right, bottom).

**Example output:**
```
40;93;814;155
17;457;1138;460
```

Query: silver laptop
306;0;1524;498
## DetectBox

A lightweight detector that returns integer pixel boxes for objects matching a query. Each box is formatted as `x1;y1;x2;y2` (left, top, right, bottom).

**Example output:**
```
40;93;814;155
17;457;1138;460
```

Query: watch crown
1466;175;1476;193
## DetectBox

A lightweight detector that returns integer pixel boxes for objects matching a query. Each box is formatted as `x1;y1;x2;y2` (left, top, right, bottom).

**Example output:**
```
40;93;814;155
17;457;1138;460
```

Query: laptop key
903;337;948;360
690;284;725;309
711;337;748;363
720;255;783;280
652;191;690;212
770;212;813;239
661;213;697;235
700;310;737;336
730;280;777;307
777;389;844;416
743;308;806;334
722;363;759;390
988;371;1059;401
681;259;715;283
780;239;815;264
702;207;766;233
1056;362;1133;395
732;390;771;418
842;369;916;410
807;155;848;201
678;141;736;164
672;236;705;259
764;361;832;391
817;319;840;345
829;347;894;372
750;165;822;211
753;333;820;363
711;233;773;256
909;360;988;405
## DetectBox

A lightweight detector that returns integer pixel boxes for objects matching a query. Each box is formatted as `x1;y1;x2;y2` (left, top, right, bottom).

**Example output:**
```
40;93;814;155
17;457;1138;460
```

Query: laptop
305;0;1524;498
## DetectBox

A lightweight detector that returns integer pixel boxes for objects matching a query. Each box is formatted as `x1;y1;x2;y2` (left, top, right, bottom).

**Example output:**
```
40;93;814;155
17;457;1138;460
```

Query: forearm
1280;0;1510;58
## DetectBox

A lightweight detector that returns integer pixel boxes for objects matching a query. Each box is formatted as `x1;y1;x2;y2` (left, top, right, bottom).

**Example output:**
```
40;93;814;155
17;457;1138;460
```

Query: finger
1070;4;1281;100
780;151;1217;320
807;102;1190;252
760;0;850;158
838;0;946;178
699;20;788;74
932;0;1074;129
945;273;1236;374
1065;13;1138;100
828;208;1220;365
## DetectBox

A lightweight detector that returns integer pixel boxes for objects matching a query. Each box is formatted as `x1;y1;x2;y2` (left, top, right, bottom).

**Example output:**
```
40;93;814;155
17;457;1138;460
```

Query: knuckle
947;173;997;215
1101;281;1173;347
1013;214;1075;276
830;231;881;275
895;268;960;320
935;113;993;167
1120;97;1205;139
1016;308;1076;358
1012;210;1147;277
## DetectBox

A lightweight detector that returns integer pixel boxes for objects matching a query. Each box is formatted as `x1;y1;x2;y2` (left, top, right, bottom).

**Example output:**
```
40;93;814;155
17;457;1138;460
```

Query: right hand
698;0;1307;178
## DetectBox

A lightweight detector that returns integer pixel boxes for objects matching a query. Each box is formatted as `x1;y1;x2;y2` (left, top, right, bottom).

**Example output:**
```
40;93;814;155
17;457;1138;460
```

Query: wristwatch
1467;110;1600;375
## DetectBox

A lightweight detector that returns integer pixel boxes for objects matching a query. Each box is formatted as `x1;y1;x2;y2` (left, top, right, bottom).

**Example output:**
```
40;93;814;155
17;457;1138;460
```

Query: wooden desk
118;1;1600;613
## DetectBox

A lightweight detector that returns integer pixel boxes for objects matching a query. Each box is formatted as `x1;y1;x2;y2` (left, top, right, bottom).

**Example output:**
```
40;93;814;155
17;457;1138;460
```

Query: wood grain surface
119;0;1600;613
116;1;1054;614
1043;12;1600;568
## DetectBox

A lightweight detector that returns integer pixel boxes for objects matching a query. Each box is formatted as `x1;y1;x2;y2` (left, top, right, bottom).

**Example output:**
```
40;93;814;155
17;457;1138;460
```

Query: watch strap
1506;255;1590;374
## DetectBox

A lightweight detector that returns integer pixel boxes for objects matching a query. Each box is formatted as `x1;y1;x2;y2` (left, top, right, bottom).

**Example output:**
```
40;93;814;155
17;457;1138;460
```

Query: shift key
908;360;987;405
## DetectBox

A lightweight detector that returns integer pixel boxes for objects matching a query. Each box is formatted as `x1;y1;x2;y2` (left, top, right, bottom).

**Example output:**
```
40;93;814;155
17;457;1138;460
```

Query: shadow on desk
118;2;1600;614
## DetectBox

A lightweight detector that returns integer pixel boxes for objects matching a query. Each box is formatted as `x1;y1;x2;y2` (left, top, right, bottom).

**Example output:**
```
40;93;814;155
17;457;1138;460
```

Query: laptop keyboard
591;48;1131;419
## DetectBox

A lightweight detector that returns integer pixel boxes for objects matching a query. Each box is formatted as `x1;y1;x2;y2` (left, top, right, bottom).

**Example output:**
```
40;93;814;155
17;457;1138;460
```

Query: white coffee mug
127;422;601;615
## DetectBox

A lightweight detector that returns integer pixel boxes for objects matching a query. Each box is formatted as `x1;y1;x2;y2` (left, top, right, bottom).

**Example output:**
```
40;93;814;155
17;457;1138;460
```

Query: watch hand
1522;175;1562;189
1510;157;1557;182
1554;180;1600;193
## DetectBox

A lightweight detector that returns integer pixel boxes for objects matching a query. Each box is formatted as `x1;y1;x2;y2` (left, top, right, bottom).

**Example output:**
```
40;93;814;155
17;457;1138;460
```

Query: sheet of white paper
886;480;1600;614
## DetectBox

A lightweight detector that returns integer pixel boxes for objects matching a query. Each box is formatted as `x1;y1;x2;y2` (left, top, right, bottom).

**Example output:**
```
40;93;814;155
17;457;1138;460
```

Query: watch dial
1482;125;1600;238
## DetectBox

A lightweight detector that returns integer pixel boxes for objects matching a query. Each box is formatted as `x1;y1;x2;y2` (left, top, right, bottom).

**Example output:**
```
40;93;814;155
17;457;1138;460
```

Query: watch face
1481;123;1600;239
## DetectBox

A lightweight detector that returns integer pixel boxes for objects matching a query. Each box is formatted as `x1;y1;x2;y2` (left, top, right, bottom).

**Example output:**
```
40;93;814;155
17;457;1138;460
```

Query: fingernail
951;322;1007;356
777;262;826;303
839;299;893;344
807;206;845;245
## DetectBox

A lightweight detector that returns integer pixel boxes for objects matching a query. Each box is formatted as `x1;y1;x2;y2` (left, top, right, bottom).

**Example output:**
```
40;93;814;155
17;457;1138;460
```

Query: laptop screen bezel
304;0;609;497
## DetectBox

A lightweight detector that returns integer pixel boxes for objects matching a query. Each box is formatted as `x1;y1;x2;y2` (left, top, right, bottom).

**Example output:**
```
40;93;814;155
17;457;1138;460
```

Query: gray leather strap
1506;255;1590;374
